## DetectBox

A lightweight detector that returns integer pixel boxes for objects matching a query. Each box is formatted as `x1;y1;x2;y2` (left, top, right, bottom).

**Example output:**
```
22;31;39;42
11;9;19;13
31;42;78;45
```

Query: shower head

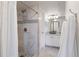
21;9;26;13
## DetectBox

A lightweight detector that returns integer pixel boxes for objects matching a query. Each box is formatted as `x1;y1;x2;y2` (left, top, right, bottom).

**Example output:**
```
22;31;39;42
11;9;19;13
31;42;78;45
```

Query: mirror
49;21;60;34
48;15;61;34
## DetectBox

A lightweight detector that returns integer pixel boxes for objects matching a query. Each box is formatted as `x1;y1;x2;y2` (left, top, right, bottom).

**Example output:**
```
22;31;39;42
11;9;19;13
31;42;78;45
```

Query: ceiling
17;1;66;11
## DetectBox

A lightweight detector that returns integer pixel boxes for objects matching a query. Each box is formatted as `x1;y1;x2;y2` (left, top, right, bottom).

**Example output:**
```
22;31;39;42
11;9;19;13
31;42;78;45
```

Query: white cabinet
45;34;60;47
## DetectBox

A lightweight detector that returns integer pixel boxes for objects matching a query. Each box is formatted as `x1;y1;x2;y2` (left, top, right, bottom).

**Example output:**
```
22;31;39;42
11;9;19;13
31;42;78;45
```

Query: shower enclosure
18;20;39;57
17;1;39;57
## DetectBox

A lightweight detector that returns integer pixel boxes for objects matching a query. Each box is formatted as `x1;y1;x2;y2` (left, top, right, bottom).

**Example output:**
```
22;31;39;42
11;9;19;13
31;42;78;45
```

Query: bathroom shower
17;1;39;57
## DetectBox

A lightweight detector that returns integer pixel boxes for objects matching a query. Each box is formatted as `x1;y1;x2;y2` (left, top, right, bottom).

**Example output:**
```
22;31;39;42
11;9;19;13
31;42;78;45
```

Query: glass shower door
23;22;39;57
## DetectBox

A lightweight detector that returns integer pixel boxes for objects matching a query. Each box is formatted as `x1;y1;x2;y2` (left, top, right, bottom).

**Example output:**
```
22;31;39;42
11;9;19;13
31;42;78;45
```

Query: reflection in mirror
49;21;59;34
48;15;64;34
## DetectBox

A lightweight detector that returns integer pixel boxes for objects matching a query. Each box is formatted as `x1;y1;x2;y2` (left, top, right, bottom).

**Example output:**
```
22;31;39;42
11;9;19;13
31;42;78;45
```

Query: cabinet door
45;35;60;47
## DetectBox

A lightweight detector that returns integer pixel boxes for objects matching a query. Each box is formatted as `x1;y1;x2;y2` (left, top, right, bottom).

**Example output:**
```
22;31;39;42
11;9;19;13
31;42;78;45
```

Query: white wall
65;1;79;19
38;1;65;49
65;1;79;56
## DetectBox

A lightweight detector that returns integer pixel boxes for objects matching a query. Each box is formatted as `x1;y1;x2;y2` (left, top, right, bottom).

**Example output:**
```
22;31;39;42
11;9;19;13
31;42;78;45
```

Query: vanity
45;15;64;48
44;14;65;48
45;33;60;47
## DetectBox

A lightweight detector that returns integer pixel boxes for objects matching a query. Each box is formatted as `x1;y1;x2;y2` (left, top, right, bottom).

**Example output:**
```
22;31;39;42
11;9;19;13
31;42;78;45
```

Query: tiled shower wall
17;1;39;56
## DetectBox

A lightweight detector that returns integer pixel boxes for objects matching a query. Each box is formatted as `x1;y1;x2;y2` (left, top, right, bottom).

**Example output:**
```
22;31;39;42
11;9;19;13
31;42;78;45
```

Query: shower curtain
0;2;18;57
58;14;78;57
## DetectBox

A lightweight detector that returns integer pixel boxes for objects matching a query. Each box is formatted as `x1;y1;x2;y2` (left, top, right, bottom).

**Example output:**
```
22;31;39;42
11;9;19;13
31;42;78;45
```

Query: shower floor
39;47;59;57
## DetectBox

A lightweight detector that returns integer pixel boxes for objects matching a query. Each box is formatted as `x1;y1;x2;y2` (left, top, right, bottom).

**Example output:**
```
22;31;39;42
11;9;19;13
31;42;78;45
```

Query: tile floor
19;46;59;57
39;47;59;57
